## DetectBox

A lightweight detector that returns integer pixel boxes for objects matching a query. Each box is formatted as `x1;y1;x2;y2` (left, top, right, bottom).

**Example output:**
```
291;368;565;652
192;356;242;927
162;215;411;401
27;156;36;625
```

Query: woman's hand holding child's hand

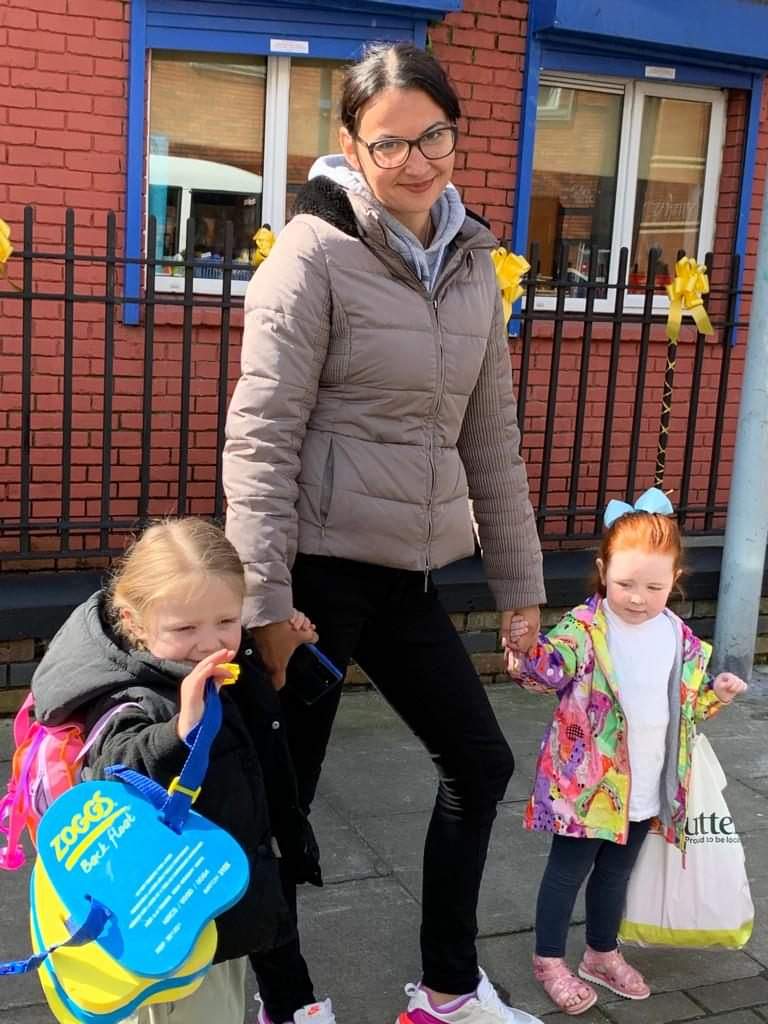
251;609;319;690
178;648;238;740
501;608;540;675
501;606;540;652
713;671;748;704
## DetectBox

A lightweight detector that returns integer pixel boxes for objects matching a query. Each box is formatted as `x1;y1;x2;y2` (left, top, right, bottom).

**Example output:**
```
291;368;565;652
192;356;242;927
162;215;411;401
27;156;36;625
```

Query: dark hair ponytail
339;41;461;134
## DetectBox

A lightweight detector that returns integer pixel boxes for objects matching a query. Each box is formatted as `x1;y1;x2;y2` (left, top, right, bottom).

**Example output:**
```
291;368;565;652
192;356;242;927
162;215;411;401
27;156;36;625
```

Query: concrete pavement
1;673;767;1023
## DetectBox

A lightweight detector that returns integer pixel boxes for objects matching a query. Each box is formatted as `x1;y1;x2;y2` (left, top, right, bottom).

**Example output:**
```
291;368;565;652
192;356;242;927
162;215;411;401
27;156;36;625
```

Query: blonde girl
505;490;747;1016
30;518;336;1024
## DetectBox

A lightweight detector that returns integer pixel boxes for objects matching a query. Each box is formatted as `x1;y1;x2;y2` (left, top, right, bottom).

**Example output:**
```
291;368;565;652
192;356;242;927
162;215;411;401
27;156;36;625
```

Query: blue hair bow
604;487;674;528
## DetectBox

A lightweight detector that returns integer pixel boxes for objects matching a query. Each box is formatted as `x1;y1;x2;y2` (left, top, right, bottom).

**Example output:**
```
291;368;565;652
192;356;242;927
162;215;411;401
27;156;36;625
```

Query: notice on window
644;66;676;80
271;38;310;54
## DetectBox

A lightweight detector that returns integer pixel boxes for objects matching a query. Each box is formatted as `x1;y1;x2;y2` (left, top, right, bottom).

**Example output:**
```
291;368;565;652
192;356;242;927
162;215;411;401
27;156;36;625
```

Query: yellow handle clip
219;663;241;686
167;777;202;803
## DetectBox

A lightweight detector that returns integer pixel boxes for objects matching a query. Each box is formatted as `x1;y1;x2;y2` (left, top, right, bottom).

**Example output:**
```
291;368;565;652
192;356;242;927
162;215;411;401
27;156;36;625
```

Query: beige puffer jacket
224;178;545;628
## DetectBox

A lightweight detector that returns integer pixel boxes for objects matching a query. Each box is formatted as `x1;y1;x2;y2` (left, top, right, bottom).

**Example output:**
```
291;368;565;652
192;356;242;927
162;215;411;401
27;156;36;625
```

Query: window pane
286;60;345;218
629;96;711;290
528;86;623;295
149;52;266;273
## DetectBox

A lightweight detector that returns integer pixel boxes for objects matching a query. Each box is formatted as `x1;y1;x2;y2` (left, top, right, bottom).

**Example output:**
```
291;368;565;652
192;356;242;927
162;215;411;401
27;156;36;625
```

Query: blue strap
105;766;168;809
0;896;111;975
106;679;223;834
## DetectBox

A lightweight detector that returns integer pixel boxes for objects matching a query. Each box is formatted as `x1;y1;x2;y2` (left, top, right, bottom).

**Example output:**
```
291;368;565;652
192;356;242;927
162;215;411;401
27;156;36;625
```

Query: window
527;75;725;305
147;51;344;292
286;60;345;218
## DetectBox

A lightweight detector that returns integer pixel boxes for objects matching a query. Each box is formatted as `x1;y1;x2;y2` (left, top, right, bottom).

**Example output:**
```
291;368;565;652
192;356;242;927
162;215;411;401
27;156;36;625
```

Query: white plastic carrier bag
619;733;754;949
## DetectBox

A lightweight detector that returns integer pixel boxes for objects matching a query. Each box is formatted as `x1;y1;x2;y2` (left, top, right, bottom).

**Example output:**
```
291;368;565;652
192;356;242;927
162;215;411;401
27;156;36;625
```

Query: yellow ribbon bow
252;225;276;267
491;247;530;325
0;218;20;291
0;219;13;267
665;257;715;341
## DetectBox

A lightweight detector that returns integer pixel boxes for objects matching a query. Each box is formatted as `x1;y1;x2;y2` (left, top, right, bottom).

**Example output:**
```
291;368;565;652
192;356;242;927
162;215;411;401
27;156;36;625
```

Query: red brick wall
1;0;766;567
0;0;250;567
432;3;764;535
430;0;526;242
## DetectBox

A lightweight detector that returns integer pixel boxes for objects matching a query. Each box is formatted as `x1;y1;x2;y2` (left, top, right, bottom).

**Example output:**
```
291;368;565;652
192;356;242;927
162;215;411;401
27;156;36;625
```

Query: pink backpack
0;694;137;870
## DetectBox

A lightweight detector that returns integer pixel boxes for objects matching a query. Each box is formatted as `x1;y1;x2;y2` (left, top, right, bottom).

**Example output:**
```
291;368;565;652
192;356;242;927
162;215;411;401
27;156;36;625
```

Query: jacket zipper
422;253;474;586
424;295;445;589
372;242;480;585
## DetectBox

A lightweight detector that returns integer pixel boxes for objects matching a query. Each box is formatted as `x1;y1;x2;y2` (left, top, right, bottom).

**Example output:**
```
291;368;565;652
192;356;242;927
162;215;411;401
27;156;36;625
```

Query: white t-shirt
603;601;676;820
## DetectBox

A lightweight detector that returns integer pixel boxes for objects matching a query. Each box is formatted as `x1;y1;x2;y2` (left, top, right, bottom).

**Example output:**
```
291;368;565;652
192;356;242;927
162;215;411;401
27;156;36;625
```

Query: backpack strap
106;680;223;835
78;701;143;763
12;693;36;747
0;894;111;975
0;729;46;870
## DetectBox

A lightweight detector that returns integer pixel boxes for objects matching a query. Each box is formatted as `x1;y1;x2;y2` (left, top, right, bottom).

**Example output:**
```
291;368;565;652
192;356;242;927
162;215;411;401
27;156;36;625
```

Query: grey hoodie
308;154;466;293
32;593;184;727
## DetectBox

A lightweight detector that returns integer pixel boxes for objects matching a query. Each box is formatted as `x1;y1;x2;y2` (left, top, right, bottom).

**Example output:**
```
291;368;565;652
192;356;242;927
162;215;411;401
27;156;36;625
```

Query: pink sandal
577;947;650;1000
532;955;598;1016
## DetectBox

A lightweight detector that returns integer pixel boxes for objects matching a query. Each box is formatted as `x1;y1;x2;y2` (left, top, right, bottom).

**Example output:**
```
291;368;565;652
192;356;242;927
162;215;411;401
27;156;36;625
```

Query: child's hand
251;610;318;691
288;609;318;640
178;648;237;740
713;671;748;704
500;606;540;653
504;646;523;676
503;615;530;648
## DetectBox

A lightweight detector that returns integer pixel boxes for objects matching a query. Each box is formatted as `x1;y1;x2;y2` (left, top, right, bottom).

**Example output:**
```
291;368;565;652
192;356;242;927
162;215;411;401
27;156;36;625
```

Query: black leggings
278;554;515;996
250;859;316;1022
534;819;652;958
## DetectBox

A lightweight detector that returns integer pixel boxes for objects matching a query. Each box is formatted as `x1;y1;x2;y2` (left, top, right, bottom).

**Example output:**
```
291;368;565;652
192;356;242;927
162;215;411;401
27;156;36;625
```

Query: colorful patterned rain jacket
508;595;723;850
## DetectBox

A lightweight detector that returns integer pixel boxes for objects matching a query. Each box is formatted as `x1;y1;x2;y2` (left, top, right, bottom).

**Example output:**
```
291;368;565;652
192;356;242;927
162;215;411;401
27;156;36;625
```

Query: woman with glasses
224;41;545;1024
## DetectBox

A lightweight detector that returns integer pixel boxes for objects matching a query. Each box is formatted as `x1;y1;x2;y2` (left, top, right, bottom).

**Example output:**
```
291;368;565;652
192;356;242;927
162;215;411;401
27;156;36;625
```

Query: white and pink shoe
398;968;544;1024
256;998;336;1024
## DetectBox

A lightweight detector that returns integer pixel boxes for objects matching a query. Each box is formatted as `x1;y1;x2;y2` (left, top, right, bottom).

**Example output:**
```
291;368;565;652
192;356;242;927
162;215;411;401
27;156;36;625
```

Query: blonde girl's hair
594;511;684;597
108;518;245;643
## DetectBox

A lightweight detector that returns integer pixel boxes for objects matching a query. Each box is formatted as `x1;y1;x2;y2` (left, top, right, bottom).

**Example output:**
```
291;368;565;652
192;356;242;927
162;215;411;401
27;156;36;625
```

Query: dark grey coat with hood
31;593;321;963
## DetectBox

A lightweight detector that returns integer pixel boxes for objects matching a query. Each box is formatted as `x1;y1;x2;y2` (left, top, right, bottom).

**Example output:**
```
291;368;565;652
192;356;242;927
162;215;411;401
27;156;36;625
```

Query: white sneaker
256;997;336;1024
398;968;543;1024
294;1000;336;1024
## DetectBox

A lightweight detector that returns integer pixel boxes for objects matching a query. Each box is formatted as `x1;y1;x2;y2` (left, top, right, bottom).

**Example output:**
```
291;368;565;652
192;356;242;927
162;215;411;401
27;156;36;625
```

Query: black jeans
280;554;515;995
534;819;652;957
250;860;316;1022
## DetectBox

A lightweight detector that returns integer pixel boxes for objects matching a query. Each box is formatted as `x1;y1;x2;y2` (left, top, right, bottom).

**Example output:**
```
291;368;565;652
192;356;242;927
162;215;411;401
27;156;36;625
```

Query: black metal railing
0;208;750;563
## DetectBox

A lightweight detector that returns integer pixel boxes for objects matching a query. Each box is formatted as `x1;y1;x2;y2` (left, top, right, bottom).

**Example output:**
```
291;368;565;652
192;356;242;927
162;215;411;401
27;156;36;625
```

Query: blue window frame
513;0;768;324
124;0;461;321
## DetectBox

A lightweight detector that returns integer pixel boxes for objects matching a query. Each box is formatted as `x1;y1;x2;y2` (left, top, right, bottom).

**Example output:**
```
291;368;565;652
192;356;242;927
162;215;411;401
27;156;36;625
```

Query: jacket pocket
319;437;335;528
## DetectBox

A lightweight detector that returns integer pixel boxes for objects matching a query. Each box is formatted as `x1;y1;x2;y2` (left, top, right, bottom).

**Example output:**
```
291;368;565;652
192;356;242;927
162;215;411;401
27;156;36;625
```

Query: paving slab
694;1013;763;1024
293;875;422;1021
0;1004;55;1023
746;896;768;968
356;803;569;932
608;945;763;995
600;990;704;1024
720;779;768;832
309;794;388;884
541;1009;615;1023
0;855;43;1011
688;977;768;1014
745;778;768;799
701;735;768;780
742;831;768;900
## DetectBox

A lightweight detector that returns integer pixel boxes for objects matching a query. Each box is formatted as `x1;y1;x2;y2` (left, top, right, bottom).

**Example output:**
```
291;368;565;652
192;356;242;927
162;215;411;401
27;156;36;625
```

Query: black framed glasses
355;125;458;169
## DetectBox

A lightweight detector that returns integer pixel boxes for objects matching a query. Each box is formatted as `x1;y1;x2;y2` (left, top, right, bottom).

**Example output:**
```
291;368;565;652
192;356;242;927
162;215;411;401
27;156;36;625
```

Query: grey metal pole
713;184;768;680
